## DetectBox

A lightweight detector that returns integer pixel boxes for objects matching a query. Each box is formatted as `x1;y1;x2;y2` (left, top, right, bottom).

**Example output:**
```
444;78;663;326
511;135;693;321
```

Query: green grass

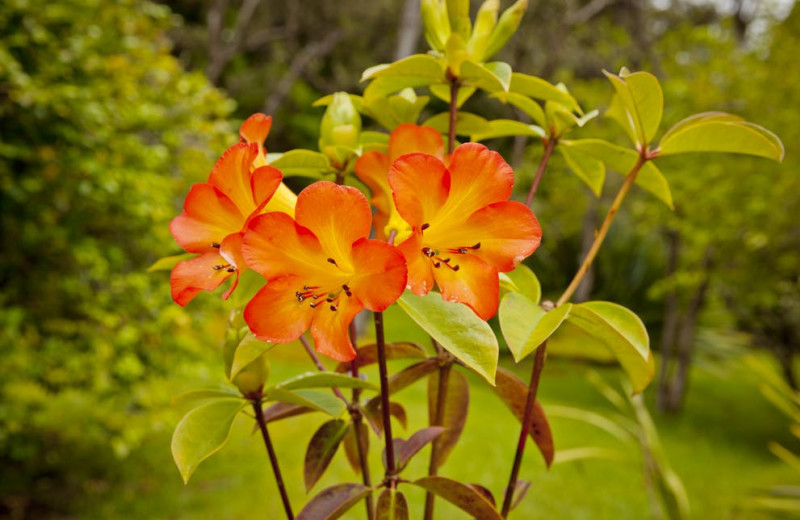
81;312;798;519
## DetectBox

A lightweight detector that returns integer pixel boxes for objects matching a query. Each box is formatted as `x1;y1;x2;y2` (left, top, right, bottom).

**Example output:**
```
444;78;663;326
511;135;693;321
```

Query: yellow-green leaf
658;117;784;161
499;294;572;361
423;111;491;136
470;119;545;141
603;69;663;148
498;263;541;303
147;253;195;272
510;73;580;112
559;143;605;196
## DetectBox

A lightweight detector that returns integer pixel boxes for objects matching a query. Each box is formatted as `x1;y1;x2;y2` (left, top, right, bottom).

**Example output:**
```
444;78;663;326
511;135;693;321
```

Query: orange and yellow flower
389;143;541;320
242;181;407;361
354;124;444;242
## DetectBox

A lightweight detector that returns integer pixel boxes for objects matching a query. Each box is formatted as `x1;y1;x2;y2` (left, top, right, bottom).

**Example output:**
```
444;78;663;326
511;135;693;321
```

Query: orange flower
389;143;541;320
354;124;444;241
242;181;407;361
169;142;286;306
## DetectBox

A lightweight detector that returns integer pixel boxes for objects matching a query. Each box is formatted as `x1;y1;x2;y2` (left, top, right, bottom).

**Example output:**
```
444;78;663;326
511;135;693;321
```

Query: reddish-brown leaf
363;400;409;435
467;483;496;507
493;367;554;467
304;419;349;492
334;342;427;372
375;488;409;520
262;402;314;423
389;426;446;471
342;422;369;475
510;479;532;511
427;368;469;466
363;359;439;433
410;476;503;520
296;483;372;520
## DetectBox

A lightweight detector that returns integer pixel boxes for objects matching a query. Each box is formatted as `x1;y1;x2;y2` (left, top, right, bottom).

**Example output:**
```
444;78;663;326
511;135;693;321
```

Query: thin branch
253;400;294;520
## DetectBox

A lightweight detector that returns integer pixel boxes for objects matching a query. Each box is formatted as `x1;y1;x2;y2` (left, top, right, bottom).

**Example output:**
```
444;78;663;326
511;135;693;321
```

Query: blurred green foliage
0;0;235;515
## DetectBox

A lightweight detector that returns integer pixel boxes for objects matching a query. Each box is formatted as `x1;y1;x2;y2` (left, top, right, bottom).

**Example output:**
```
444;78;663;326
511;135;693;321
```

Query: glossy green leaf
171;398;247;484
304;419;350;491
171;387;240;407
266;388;346;417
269;149;333;179
335;342;427;373
392;426;446;471
147;252;195;272
411;476;504;520
470;119;545;141
296;483;372;520
460;60;512;93
558;143;605;196
429;84;476;108
422;111;491;136
493;367;554;466
658;117;784;161
498;264;541;303
499;294;572;361
376;488;409;520
491;91;547;128
427;369;469;466
658;111;741;142
229;333;278;380
362;54;445;85
312;93;365;112
397;292;499;384
565;139;673;208
510;73;580;112
552;301;654;393
467;0;499;59
604;69;663;147
484;0;528;60
274;372;378;392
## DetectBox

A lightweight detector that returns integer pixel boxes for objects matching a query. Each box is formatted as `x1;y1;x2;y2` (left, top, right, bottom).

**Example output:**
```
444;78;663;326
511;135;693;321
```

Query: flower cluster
170;117;541;361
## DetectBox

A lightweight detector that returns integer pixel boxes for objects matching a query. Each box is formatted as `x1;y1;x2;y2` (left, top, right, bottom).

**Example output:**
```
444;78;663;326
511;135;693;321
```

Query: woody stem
423;351;451;520
374;311;397;486
350;323;375;520
253;399;294;520
525;137;556;207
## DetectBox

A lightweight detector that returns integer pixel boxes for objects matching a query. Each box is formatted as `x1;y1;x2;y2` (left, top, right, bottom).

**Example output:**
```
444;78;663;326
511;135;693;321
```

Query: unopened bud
467;0;499;61
446;0;472;41
421;0;450;52
232;354;270;398
319;92;361;167
483;0;528;60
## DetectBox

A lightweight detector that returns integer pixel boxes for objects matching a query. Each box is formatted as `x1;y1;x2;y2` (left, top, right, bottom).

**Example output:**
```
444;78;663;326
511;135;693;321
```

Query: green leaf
397;292;499;384
492;367;555;467
391;426;446;471
558;143;605;196
470;119;545;141
422;111;491;136
551;301;654;393
460;60;512;93
564;139;673;208
296;483;372;520
171;387;240;407
171;398;247;484
266;388;346;417
313;93;365;113
269;149;333;179
498;264;541;303
274;372;378;392
429;84;476;108
376;488;409;520
427;369;469;466
411;476;504;520
335;342;427;373
362;54;445;86
304;419;350;491
491;92;547;128
603;69;663;147
658;117;784;161
510;73;580;112
499;294;572;361
147;252;195;272
229;333;278;380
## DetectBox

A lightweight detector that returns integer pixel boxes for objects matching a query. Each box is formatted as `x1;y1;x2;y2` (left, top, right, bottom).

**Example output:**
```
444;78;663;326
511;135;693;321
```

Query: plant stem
299;334;348;403
374;311;397;487
448;78;459;154
556;156;646;307
525;138;556;207
350;324;375;520
423;361;452;520
253;400;295;520
500;342;547;517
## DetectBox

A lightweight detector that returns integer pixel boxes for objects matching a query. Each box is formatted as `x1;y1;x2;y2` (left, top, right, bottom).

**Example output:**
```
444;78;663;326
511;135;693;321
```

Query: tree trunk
656;229;680;412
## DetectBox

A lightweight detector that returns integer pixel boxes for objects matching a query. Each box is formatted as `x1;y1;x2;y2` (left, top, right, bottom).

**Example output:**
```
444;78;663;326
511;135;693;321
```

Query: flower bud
319;92;362;167
421;0;450;52
468;0;500;61
232;354;270;398
446;0;472;41
483;0;528;60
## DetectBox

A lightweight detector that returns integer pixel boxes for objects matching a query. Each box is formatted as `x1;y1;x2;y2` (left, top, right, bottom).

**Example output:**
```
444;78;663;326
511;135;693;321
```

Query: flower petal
309;295;362;361
208;142;260;215
433;254;499;320
440;143;513;218
294;182;371;270
245;275;314;343
389;153;451;229
348;238;407;311
432;201;542;272
170;184;244;253
242;212;327;280
239;113;272;147
244;165;285;226
170;251;234;307
396;231;435;295
389;124;445;161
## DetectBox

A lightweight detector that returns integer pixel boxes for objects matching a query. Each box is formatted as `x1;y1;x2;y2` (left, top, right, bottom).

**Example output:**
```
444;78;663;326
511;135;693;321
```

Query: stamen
433;262;441;268
327;258;337;265
212;265;225;271
309;302;317;308
472;242;481;250
421;223;430;231
225;267;236;273
452;265;460;271
422;247;435;258
330;305;338;312
342;284;350;291
296;291;306;302
211;242;221;248
326;297;335;303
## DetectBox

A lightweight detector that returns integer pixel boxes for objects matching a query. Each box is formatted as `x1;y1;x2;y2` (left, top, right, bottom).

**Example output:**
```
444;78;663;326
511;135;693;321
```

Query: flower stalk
525;137;556;207
252;399;295;520
374;311;397;487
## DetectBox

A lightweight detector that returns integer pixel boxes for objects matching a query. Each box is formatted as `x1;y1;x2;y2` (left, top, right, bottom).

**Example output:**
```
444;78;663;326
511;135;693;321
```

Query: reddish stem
525;138;556;207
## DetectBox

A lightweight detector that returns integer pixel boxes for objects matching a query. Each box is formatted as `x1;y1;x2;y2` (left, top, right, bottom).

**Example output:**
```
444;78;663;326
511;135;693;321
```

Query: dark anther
434;262;441;268
296;291;305;302
422;247;435;257
442;258;451;263
309;302;317;308
303;285;310;290
330;305;338;312
327;258;337;265
312;294;320;300
452;265;460;271
342;284;350;291
211;242;221;248
457;247;468;254
472;242;481;249
421;223;430;231
326;297;334;303
212;265;224;271
226;267;236;273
